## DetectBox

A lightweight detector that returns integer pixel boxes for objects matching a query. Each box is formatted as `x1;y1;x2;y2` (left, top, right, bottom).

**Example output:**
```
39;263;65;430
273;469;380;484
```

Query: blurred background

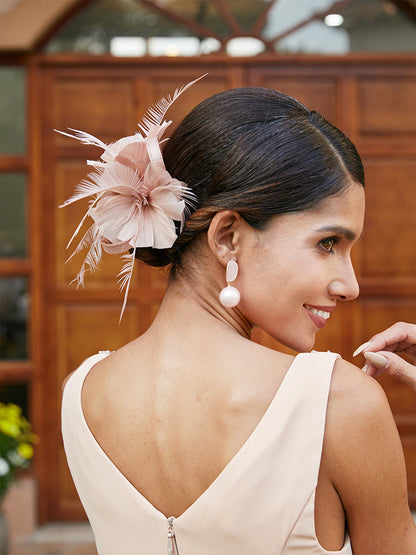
0;0;415;552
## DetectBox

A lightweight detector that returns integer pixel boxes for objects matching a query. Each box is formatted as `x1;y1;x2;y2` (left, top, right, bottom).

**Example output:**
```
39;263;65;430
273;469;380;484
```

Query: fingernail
353;341;371;357
362;364;368;373
363;352;388;368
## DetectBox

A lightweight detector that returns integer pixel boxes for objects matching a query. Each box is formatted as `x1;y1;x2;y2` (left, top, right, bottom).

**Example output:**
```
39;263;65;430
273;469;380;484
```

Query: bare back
81;330;347;550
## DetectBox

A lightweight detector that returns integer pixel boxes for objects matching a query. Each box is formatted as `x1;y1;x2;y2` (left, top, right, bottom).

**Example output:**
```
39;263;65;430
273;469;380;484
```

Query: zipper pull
167;516;176;555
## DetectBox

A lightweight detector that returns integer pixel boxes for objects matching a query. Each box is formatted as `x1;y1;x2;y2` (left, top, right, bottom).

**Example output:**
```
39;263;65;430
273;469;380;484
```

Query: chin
277;332;316;354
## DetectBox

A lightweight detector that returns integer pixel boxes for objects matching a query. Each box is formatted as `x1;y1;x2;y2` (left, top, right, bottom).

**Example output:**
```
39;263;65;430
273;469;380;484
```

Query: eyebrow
314;225;360;241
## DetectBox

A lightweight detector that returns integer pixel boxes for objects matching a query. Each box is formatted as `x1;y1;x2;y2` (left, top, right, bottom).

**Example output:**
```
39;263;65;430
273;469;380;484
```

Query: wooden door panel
51;303;141;518
361;157;416;278
53;78;136;144
56;304;140;378
248;67;339;123
357;77;416;135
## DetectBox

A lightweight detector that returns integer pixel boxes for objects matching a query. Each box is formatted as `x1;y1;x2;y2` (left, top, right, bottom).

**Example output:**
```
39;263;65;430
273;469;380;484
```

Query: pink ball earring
219;260;240;308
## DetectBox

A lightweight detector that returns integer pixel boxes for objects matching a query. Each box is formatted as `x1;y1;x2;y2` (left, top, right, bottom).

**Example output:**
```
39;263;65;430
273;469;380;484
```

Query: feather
70;226;103;288
101;239;131;255
54;128;108;151
138;74;207;137
150;181;197;231
60;165;141;209
55;128;144;167
63;165;143;250
117;251;136;321
91;194;140;245
114;141;149;173
64;200;99;250
101;133;144;163
87;160;106;168
134;205;177;249
59;173;106;207
145;136;163;165
151;188;185;221
65;223;97;263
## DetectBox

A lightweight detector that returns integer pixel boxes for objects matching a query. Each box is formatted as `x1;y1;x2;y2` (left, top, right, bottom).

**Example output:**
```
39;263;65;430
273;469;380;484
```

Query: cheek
237;248;280;298
236;264;296;324
236;252;327;318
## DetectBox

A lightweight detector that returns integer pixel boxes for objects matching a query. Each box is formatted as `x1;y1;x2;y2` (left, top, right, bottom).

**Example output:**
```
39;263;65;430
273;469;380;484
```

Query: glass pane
225;0;272;33
0;383;29;420
0;277;29;360
45;0;198;55
0;66;26;154
263;0;416;54
0;173;26;258
151;0;227;36
342;0;416;52
168;0;271;36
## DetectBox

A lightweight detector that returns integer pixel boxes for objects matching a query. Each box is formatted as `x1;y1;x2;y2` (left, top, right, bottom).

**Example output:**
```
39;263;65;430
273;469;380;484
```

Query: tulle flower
57;77;202;319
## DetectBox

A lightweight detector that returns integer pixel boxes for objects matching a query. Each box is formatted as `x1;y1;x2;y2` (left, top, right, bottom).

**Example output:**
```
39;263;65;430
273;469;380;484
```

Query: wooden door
33;56;415;521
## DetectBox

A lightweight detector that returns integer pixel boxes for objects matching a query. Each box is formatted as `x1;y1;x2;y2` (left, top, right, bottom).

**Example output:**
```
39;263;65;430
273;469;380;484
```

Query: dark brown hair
135;87;364;272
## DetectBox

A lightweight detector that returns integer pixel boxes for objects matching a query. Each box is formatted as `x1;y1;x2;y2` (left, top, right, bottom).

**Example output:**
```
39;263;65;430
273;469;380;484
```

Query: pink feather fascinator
57;76;203;320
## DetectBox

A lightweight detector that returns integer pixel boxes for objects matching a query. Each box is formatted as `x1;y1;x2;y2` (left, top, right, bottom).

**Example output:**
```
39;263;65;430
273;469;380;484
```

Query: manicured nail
364;352;388;368
353;341;371;357
362;364;368;373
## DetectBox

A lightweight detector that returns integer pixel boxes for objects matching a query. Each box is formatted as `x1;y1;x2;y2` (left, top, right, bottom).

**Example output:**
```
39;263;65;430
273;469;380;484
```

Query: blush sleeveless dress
61;350;353;554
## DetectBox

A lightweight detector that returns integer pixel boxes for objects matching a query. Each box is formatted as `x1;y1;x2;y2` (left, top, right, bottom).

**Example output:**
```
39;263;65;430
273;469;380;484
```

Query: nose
328;259;360;301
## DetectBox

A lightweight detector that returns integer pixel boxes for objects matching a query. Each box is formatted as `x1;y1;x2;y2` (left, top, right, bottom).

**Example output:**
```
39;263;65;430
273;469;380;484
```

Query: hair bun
133;246;174;268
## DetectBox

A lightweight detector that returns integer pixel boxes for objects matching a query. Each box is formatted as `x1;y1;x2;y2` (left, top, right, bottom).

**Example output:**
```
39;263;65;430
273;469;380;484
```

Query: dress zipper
167;516;179;554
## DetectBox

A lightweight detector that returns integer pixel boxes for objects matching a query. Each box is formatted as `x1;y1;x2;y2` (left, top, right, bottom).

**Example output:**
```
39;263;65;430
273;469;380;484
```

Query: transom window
44;0;416;56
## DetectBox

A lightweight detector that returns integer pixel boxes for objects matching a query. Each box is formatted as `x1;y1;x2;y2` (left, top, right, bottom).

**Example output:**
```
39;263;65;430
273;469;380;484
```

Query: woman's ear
207;210;246;264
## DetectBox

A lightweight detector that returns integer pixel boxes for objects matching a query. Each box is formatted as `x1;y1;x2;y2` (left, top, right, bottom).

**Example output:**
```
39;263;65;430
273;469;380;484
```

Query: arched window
44;0;416;56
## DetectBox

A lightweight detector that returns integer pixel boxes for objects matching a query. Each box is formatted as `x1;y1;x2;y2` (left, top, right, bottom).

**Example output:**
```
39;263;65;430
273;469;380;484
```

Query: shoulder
330;357;389;415
321;357;400;488
325;358;396;459
62;352;111;393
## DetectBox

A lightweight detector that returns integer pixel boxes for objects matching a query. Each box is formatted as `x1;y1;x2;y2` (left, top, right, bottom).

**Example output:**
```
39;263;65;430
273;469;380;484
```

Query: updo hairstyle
135;87;364;274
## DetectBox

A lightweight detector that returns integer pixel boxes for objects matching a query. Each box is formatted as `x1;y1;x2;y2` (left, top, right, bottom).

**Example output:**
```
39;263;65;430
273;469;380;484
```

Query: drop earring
219;260;240;308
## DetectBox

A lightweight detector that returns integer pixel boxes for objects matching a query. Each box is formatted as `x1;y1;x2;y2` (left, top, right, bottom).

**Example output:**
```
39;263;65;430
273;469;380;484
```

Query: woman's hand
353;322;416;391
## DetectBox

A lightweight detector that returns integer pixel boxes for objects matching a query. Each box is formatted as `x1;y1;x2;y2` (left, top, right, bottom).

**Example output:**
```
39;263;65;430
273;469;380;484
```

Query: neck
149;275;252;342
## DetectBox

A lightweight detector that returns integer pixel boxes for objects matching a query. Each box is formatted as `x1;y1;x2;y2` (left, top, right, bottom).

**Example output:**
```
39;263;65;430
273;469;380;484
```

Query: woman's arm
325;359;416;555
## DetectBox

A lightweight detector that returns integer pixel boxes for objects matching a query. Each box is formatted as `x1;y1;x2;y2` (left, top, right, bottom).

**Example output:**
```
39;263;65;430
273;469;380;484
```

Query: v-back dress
61;350;352;554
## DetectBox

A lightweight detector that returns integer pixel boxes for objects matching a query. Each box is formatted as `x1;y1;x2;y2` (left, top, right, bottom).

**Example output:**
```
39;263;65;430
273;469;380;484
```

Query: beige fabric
62;350;352;554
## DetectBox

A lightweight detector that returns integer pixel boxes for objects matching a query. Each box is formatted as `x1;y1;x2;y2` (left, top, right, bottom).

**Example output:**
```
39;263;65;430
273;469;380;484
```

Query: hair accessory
57;76;205;320
219;260;240;308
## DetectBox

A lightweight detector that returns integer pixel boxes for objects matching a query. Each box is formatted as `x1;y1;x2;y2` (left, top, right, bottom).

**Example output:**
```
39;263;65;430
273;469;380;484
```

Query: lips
304;304;335;329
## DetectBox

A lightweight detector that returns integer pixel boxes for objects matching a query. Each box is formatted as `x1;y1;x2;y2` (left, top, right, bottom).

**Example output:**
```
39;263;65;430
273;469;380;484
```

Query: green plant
0;403;37;499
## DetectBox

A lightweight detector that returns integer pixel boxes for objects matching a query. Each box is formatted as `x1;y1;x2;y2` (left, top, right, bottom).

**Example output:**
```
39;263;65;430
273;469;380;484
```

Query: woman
61;85;416;554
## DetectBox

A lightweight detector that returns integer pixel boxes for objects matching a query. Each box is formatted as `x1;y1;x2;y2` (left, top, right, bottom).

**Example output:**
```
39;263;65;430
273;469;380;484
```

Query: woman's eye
320;237;336;252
